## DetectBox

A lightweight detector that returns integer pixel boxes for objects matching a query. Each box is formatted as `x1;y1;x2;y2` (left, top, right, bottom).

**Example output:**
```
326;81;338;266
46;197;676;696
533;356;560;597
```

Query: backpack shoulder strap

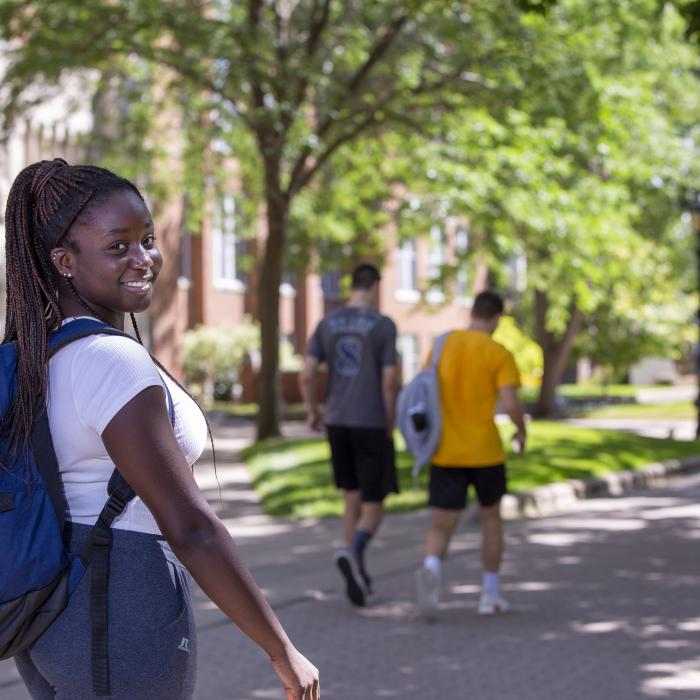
31;409;66;530
430;332;452;369
46;319;177;695
79;467;135;696
48;319;132;358
49;319;175;423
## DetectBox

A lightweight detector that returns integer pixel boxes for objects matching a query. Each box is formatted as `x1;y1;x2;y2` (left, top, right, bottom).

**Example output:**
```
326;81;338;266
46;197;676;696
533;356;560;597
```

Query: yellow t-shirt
431;330;521;467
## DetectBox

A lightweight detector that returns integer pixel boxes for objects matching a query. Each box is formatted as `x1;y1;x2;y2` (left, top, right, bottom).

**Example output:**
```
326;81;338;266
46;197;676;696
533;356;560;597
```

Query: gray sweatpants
15;523;197;699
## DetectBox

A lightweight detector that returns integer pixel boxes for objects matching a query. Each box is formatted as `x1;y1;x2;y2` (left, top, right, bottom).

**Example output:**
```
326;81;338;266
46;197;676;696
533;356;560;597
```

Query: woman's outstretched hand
270;646;320;700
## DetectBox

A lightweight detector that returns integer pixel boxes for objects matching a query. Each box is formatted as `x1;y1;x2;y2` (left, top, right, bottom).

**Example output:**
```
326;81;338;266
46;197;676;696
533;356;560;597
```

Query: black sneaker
334;549;366;607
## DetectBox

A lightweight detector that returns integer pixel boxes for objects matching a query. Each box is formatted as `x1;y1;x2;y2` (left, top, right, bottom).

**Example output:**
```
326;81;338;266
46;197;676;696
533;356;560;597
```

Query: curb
501;454;700;519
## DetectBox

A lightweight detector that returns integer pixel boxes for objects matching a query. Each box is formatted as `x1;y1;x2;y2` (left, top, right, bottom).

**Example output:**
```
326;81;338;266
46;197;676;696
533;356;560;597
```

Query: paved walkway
635;385;696;404
2;419;700;699
562;417;696;441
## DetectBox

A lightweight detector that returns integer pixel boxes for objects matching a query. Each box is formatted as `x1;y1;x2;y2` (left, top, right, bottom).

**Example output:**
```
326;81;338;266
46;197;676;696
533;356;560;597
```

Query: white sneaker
478;591;509;615
415;566;440;620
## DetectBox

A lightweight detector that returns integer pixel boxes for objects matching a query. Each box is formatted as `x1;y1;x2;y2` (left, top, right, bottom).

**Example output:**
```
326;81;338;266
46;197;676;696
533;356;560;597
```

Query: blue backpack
0;318;173;696
397;332;451;481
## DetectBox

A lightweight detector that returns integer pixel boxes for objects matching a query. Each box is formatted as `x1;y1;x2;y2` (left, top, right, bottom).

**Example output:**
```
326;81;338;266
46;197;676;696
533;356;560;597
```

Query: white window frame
398;334;420;384
426;225;446;303
507;253;528;293
320;269;343;300
212;194;245;291
454;225;470;299
396;239;419;302
280;272;297;298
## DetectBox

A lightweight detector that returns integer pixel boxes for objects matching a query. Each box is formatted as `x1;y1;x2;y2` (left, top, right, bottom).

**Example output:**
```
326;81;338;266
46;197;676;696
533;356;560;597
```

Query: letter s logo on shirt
335;336;363;377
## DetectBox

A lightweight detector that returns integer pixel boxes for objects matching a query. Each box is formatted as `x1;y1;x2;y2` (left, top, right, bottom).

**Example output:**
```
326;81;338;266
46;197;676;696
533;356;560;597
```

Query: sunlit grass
572;401;694;420
209;401;306;418
242;422;700;519
518;384;645;402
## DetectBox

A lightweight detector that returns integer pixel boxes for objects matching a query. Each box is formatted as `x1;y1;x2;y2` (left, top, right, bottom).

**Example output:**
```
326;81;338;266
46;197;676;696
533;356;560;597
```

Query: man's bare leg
342;490;362;546
479;503;503;573
425;508;462;559
478;502;508;613
349;501;384;592
416;508;461;617
357;501;383;536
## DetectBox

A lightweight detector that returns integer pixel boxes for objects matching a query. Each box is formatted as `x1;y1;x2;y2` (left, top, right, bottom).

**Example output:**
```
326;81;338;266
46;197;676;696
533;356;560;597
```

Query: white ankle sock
423;555;442;577
482;571;500;596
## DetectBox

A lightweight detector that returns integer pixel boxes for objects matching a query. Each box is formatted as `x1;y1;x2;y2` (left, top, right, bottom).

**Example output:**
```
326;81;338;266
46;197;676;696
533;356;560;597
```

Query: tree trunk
536;348;562;418
255;157;289;440
472;252;491;294
533;290;583;417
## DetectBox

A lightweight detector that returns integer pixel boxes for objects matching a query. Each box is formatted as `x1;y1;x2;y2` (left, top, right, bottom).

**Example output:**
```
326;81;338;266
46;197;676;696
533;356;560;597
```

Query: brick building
0;84;498;386
0;69;92;338
176;196;485;385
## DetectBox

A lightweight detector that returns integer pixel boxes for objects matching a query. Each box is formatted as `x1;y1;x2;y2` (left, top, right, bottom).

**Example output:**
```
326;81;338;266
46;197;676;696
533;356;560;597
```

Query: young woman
2;159;319;699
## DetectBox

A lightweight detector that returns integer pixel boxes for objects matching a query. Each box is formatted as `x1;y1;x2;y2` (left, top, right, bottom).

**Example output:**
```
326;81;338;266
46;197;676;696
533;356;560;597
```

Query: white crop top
47;319;208;535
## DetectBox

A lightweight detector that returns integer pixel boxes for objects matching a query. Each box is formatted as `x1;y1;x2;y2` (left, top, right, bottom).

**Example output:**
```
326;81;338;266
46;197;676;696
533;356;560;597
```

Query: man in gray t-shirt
300;264;398;607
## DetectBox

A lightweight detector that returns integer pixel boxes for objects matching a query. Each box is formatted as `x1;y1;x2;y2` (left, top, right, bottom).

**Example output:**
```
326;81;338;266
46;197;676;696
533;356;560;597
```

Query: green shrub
182;318;260;400
493;316;543;388
182;319;305;401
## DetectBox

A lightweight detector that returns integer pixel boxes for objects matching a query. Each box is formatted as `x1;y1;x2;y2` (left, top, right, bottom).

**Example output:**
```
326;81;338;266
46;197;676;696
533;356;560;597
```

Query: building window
398;335;420;384
426;225;446;303
213;193;245;290
180;213;191;281
507;253;527;294
321;269;343;300
396;240;418;301
427;225;445;283
177;231;192;290
280;270;297;297
454;225;469;298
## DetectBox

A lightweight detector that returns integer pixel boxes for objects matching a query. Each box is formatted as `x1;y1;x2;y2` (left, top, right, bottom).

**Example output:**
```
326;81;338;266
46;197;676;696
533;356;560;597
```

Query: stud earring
63;272;72;278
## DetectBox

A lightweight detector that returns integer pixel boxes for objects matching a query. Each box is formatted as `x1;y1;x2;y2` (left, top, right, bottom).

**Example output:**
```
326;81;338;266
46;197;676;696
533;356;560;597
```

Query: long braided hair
1;158;215;470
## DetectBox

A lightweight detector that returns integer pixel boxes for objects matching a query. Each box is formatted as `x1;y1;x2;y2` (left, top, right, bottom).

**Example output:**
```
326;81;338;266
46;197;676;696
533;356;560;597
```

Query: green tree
1;0;540;438
574;294;696;382
388;0;700;414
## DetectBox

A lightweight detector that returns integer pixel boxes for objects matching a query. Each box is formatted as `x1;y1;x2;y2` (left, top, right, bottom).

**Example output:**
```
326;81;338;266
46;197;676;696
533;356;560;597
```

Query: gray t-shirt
307;306;397;428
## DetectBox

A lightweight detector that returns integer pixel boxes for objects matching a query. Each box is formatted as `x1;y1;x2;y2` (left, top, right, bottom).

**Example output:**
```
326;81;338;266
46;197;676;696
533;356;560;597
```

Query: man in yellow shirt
415;291;526;618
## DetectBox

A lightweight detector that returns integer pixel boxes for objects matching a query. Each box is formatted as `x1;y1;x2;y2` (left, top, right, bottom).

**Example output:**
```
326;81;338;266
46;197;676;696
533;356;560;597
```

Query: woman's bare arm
101;386;319;699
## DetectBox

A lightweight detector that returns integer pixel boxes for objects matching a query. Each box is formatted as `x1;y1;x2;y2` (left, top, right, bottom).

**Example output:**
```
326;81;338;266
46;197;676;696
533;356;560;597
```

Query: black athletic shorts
326;425;399;502
428;464;506;510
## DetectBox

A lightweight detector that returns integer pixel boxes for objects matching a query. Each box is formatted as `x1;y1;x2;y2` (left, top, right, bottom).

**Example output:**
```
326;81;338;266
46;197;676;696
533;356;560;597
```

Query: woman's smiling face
51;188;163;325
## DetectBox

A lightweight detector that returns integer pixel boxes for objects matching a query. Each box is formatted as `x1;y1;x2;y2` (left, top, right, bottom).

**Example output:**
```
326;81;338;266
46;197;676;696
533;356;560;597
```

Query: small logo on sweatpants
178;637;191;653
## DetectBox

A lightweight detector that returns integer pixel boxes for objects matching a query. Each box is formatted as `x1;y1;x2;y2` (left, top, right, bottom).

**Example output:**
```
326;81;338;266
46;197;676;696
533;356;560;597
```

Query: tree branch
247;0;266;113
307;0;332;57
351;12;408;92
271;0;289;105
547;304;584;389
289;0;332;113
315;7;413;140
382;109;430;135
288;112;377;195
534;289;551;350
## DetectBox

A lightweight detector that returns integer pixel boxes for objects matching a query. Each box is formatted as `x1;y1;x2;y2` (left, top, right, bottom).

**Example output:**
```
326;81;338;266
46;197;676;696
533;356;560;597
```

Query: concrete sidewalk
3;420;700;699
562;417;696;441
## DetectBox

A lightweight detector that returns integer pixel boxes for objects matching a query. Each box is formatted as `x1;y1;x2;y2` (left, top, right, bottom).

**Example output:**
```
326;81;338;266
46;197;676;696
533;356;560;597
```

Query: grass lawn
558;384;645;399
518;384;645;403
209;401;306;419
210;401;260;417
572;401;694;421
210;386;675;420
242;422;700;519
